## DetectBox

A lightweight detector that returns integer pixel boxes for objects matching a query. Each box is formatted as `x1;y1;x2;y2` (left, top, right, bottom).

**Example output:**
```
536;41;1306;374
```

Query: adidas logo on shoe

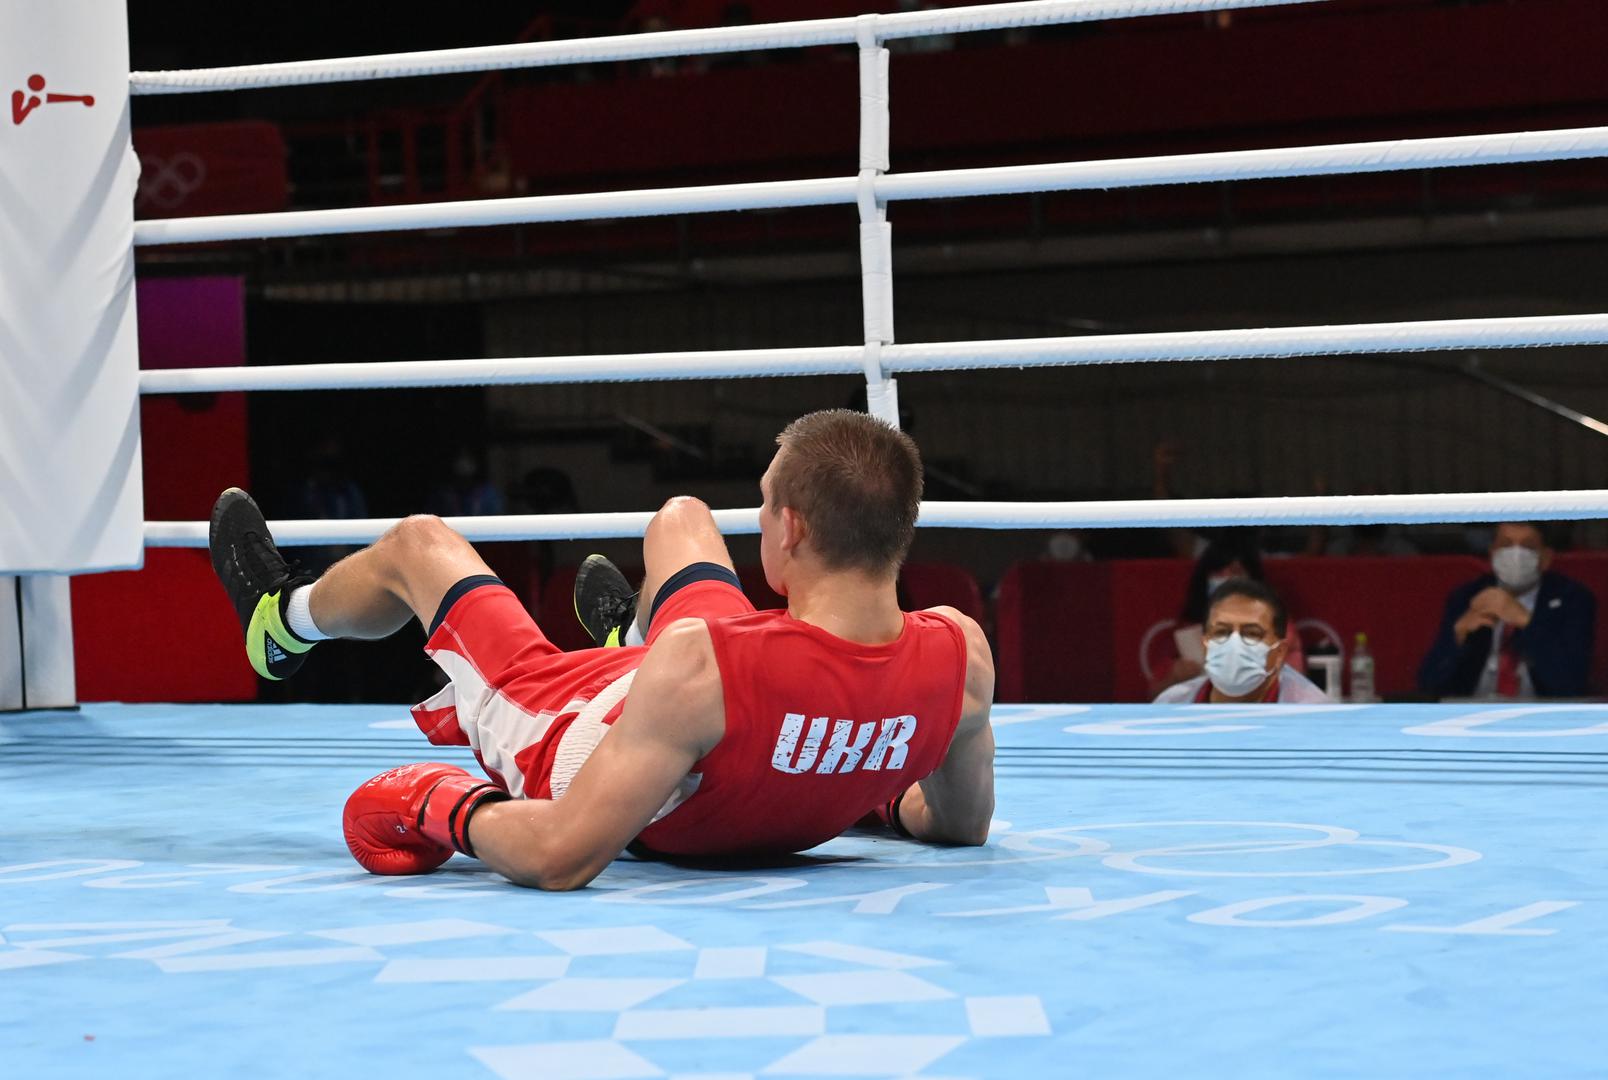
211;488;318;681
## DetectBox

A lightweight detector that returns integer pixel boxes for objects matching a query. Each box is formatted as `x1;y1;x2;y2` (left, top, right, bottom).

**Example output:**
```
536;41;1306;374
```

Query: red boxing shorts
410;569;754;799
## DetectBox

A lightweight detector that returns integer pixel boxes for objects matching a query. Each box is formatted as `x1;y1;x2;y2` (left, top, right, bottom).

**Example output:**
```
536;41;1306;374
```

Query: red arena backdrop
71;277;254;703
133;122;287;220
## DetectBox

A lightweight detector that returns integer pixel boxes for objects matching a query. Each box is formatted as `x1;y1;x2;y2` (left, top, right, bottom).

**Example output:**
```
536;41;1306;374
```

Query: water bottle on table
1349;632;1376;703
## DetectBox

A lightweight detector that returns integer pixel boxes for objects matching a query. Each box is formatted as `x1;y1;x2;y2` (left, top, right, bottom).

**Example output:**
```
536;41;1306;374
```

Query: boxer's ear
778;505;808;554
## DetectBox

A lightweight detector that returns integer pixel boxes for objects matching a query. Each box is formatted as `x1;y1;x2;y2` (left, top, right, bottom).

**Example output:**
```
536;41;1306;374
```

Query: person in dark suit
1419;522;1596;698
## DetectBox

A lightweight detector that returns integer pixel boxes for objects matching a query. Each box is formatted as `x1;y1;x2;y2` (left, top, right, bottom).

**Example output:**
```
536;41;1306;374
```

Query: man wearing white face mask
1418;522;1596;699
1152;579;1327;704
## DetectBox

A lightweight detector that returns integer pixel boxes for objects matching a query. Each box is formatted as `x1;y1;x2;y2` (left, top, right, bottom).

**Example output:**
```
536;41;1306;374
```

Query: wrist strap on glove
418;775;512;858
883;789;913;839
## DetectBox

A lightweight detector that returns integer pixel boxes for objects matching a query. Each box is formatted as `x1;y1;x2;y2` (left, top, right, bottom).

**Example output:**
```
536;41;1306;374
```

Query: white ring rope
127;0;1606;548
127;0;1323;94
132;126;1608;247
144;491;1608;548
137;313;1608;395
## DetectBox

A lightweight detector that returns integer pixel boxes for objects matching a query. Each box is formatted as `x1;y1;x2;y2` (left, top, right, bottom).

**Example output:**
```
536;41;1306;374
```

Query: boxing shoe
343;762;511;875
209;487;317;680
574;554;638;647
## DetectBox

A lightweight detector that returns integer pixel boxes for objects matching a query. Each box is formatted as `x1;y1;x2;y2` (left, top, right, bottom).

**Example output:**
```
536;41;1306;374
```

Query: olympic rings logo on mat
995;821;1481;878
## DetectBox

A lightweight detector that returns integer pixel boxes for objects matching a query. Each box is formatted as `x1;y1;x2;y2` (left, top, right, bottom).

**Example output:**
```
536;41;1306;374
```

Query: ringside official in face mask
1418;522;1597;700
1152;579;1328;704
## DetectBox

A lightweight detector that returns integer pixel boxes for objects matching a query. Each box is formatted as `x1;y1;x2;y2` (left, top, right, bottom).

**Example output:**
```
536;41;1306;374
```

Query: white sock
285;584;331;641
624;620;645;647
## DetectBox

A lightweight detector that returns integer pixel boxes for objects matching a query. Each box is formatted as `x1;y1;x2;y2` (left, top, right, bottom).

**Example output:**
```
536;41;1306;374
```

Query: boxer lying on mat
208;409;994;890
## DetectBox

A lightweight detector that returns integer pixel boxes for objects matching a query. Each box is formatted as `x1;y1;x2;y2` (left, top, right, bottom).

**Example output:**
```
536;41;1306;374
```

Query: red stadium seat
995;560;1124;703
899;562;985;625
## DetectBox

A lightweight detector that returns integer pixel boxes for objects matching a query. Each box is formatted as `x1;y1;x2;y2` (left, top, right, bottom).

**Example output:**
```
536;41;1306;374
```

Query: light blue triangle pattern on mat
2;702;1604;1078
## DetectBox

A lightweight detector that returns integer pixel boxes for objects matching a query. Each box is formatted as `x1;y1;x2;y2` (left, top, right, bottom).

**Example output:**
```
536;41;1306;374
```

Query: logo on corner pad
11;74;95;127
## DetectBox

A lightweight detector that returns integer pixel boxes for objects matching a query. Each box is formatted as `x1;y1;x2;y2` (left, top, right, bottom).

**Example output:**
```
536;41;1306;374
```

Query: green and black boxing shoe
208;487;317;680
574;553;638;647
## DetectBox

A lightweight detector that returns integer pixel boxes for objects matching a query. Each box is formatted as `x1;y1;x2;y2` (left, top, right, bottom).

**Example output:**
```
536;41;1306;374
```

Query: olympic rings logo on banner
136;152;207;210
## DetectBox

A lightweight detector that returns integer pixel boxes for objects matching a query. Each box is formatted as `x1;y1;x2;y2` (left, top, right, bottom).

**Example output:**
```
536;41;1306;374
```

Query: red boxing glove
343;762;511;876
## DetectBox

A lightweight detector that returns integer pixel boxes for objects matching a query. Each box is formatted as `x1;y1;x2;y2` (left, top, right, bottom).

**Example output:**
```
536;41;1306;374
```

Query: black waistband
427;574;505;637
647;561;742;629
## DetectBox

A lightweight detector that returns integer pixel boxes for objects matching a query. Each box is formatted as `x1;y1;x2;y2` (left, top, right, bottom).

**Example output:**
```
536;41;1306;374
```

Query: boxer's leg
635;496;738;638
211;491;499;682
309;515;496;639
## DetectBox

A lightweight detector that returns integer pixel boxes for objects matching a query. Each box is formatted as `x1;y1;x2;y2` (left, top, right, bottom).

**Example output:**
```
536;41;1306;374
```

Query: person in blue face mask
1418;522;1596;699
1152;579;1328;704
1147;538;1308;700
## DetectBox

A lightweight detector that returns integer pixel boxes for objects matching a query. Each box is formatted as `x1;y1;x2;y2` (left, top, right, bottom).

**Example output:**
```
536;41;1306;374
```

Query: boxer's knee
642;496;733;606
647;496;715;542
377;515;483;597
647;495;726;557
385;514;464;559
653;495;712;526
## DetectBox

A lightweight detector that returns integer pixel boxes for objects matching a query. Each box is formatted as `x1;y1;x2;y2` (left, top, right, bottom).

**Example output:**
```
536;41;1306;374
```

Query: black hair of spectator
1180;537;1266;626
1496;520;1568;550
1206;577;1288;638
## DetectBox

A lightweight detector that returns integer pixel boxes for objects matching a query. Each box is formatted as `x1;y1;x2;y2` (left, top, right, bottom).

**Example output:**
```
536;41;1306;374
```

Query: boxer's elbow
536;851;607;892
916;785;994;847
524;866;595;893
474;804;603;891
495;843;601;892
927;813;991;847
956;823;992;847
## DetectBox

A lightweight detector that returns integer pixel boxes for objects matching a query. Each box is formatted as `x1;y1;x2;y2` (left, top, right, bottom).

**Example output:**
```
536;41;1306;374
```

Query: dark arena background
4;2;1607;1077
92;0;1608;706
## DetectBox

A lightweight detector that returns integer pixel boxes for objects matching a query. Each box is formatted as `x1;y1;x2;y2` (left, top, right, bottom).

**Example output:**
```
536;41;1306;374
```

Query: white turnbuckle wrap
857;14;899;427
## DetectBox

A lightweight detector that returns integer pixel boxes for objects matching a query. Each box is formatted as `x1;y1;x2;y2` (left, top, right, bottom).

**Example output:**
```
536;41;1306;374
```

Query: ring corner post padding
0;577;20;711
19;575;76;709
0;1;144;578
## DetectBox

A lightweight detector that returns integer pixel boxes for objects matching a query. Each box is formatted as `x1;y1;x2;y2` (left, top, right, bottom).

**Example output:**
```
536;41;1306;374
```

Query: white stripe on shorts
427;652;700;817
549;668;701;819
429;648;567;798
549;669;636;798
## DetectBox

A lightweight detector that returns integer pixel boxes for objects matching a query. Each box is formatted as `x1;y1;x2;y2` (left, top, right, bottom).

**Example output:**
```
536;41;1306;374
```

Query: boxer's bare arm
898;607;995;846
467;620;724;890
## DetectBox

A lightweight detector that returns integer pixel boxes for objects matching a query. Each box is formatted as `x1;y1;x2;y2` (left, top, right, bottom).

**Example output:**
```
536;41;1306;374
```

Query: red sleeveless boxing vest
635;608;968;856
